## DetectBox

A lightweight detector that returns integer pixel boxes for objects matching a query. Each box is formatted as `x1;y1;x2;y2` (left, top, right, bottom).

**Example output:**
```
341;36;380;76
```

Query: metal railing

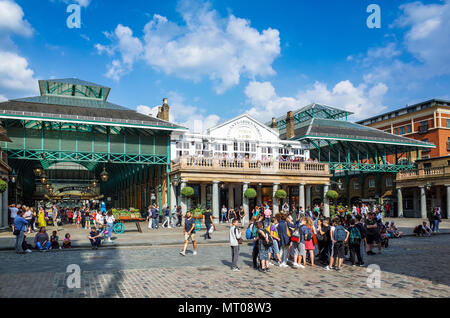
171;156;329;175
397;166;450;180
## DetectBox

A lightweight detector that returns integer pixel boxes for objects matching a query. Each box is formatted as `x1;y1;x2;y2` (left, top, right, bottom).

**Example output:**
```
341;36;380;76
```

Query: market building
169;113;332;218
0;78;186;223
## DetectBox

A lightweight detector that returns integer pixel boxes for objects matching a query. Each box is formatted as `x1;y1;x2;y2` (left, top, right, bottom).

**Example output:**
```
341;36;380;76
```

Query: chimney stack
286;111;295;139
270;117;278;130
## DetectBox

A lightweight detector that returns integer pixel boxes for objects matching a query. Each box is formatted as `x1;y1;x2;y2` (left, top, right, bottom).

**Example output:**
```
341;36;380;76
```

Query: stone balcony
396;166;450;181
171;156;330;180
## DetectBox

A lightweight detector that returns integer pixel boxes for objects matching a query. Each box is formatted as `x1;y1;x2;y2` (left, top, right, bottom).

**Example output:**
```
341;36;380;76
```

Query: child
50;230;60;250
62;233;72;248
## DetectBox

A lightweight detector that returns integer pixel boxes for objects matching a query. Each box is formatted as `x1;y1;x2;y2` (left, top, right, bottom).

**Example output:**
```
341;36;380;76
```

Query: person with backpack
229;218;242;271
348;219;364;266
267;216;281;266
180;212;197;256
256;221;272;273
326;218;349;271
251;214;264;269
13;210;29;254
277;214;292;268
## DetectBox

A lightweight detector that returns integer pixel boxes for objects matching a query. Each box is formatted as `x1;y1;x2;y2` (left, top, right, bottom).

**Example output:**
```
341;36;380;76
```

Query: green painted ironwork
329;162;415;173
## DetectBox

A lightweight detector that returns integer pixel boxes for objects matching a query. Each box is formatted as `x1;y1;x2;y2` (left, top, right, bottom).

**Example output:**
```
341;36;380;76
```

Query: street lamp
40;172;47;184
10;169;17;183
330;179;343;190
425;181;432;191
100;167;109;182
33;162;43;177
92;179;98;187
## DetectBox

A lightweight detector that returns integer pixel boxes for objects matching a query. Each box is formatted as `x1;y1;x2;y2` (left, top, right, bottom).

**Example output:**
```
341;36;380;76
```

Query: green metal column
158;165;162;212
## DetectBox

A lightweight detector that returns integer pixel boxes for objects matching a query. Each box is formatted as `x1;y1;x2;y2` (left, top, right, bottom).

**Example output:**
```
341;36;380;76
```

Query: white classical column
420;186;427;219
228;183;234;209
446;185;450;219
242;182;249;214
273;183;279;214
170;183;177;210
305;185;311;209
212;181;220;224
257;183;262;206
180;181;187;213
200;183;207;208
323;184;330;217
299;183;305;210
2;188;8;228
397;188;403;217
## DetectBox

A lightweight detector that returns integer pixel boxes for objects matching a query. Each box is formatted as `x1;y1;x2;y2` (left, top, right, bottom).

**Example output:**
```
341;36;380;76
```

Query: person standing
9;204;18;232
171;205;178;227
180;212;197;256
13;210;28;254
105;210;115;243
162;206;171;228
37;207;47;228
366;212;382;255
330;218;349;271
176;206;183;227
277;214;292;268
432;207;441;233
151;205;160;229
229;218;242;271
221;205;228;223
291;204;298;222
239;206;247;227
263;206;272;227
203;208;213;239
23;207;33;234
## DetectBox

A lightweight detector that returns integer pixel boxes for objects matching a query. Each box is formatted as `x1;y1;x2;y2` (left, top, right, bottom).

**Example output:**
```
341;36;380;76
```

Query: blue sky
0;0;449;132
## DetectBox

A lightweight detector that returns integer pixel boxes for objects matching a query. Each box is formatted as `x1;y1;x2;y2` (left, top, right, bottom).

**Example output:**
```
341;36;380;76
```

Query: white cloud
245;80;388;121
0;0;33;37
357;0;450;87
51;0;91;8
0;1;38;98
0;94;7;102
96;0;280;93
0;50;38;94
136;92;220;133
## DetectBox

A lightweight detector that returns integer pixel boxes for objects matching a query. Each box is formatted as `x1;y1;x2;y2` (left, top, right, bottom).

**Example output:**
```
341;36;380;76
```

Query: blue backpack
333;225;347;242
304;226;312;241
246;226;253;240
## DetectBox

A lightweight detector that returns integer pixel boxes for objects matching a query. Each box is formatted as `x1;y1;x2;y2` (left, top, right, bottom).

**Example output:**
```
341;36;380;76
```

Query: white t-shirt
96;214;104;224
105;215;115;224
24;210;32;220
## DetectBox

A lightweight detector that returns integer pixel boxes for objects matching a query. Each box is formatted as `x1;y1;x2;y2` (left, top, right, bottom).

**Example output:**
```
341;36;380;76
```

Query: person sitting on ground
414;222;432;237
62;233;72;248
35;227;51;251
88;226;102;249
50;230;60;250
389;222;403;238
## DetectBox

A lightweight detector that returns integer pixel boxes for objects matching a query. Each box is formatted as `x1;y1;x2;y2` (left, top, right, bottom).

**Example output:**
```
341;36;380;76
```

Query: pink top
264;208;272;218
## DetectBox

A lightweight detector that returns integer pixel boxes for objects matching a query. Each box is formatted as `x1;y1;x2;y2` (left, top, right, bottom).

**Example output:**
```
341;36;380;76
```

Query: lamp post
100;167;109;182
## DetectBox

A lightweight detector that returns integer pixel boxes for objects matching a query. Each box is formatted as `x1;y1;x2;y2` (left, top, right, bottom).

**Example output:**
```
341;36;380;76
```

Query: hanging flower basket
275;189;287;199
326;190;339;200
0;179;7;193
244;188;257;199
181;186;194;197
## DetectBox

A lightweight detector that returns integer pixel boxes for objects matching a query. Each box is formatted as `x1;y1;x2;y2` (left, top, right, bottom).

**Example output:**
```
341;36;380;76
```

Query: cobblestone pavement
0;235;449;298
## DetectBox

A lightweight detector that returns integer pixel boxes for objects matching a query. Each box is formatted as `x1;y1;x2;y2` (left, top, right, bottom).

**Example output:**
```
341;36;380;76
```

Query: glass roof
13;95;128;111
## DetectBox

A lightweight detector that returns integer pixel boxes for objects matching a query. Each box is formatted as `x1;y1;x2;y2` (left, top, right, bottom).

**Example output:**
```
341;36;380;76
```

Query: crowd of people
223;202;404;272
10;202;118;253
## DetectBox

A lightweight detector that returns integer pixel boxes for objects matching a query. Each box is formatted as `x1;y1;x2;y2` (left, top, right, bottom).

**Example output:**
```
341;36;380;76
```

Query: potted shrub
181;186;194;197
326;190;339;201
244;188;257;199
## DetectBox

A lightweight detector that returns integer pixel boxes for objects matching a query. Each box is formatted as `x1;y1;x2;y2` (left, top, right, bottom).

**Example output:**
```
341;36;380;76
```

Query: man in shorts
180;212;197;256
365;212;381;255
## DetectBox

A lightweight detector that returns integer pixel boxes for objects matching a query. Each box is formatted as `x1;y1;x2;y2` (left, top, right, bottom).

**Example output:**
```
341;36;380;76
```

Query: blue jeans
221;213;227;223
264;218;270;227
36;241;51;250
107;223;113;239
90;237;101;247
205;223;212;237
432;220;440;232
152;218;159;229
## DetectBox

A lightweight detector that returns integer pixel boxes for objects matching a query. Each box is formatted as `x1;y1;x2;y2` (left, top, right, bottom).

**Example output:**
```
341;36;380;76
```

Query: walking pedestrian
203;208;213;239
348;219;364;266
221;205;228;223
180;212;197;256
105;210;115;243
229;218;242;271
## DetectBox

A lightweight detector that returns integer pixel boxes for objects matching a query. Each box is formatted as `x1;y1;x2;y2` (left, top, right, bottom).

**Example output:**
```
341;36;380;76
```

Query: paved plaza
0;233;449;298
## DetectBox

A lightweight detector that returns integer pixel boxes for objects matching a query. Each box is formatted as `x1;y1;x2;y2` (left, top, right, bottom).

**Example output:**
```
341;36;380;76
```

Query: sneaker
193;251;197;256
269;261;274;266
358;262;365;267
232;267;240;272
279;263;288;268
179;251;185;256
324;266;331;271
298;264;305;269
25;249;32;253
264;268;269;273
293;263;300;268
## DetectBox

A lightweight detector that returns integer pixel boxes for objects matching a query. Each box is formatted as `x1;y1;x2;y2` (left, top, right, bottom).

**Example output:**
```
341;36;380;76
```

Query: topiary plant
275;189;287;199
0;179;6;193
244;188;257;199
181;186;194;197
